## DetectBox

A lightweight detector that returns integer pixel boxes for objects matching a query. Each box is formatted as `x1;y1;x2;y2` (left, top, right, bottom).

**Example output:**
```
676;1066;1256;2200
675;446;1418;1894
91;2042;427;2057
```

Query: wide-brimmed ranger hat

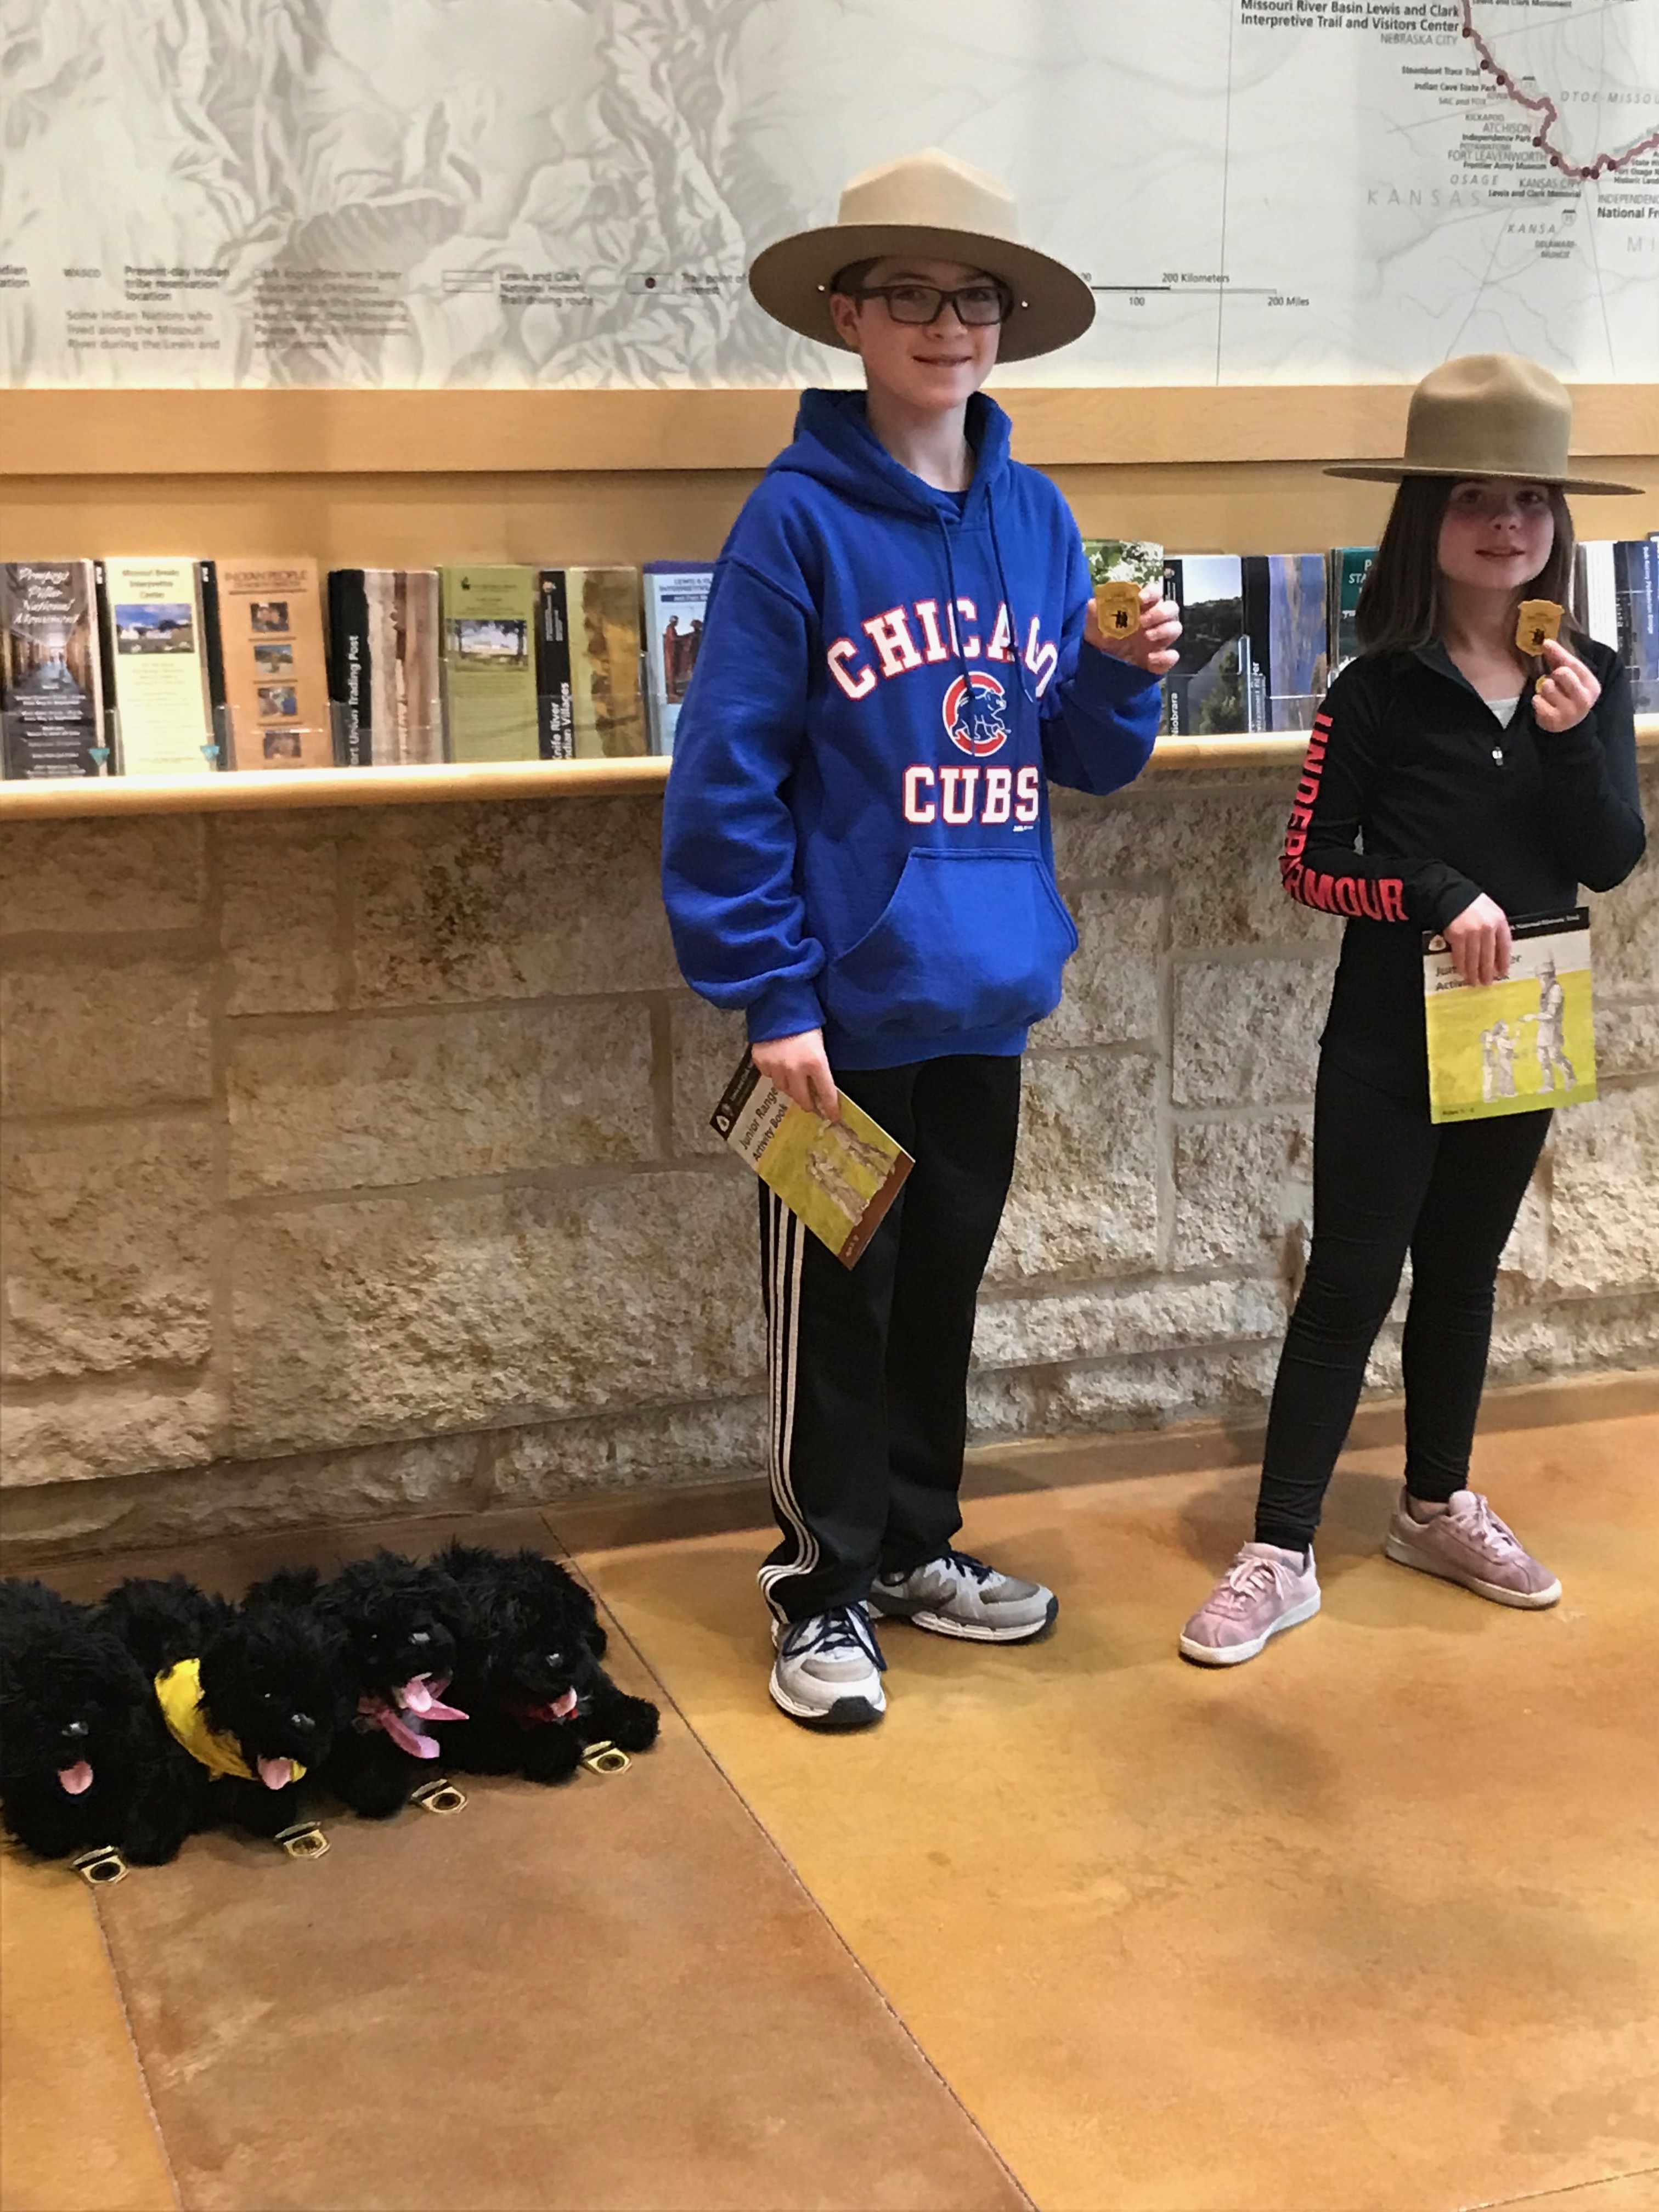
748;147;1095;364
1325;353;1639;497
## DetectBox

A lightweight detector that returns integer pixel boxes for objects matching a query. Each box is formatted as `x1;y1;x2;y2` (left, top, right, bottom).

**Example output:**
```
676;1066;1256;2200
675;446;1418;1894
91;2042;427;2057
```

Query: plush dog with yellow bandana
103;1573;350;1861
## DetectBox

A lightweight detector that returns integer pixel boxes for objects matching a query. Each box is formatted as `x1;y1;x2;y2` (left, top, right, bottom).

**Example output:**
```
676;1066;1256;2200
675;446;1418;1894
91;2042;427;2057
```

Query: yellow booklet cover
1423;907;1596;1124
711;1054;913;1268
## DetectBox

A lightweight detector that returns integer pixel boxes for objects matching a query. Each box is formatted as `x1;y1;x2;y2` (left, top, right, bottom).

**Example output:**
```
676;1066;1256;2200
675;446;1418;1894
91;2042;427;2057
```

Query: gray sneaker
769;1604;887;1730
871;1548;1058;1644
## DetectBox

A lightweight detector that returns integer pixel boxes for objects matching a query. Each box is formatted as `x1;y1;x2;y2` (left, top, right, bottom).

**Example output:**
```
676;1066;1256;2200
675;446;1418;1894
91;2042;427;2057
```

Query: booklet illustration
711;1054;913;1268
1423;907;1596;1124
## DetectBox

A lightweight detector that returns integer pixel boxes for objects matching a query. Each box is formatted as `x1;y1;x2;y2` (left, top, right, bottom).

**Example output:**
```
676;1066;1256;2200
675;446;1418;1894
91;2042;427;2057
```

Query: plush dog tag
411;1776;467;1815
1516;599;1562;654
580;1740;631;1776
275;1820;329;1860
71;1846;127;1888
1094;578;1143;638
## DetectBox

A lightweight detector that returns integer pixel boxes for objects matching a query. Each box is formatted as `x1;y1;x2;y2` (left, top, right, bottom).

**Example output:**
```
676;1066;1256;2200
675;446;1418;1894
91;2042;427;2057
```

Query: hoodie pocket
824;849;1079;1042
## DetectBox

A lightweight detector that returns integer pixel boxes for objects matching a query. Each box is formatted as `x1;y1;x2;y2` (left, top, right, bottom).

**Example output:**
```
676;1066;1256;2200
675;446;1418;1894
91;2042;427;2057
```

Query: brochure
711;1054;913;1268
1423;907;1596;1124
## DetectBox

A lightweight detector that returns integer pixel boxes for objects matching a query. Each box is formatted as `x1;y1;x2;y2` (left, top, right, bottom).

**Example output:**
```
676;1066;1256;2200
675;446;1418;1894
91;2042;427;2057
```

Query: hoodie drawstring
987;491;1039;713
936;484;1036;755
936;514;975;742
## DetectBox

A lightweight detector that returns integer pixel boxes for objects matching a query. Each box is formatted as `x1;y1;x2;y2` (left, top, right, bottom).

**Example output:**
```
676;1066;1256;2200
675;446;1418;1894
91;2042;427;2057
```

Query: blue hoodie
661;388;1161;1070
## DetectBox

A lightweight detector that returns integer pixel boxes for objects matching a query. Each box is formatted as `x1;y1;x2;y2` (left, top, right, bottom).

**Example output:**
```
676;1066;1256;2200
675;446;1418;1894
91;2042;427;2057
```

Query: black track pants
758;1053;1021;1624
1254;1055;1550;1552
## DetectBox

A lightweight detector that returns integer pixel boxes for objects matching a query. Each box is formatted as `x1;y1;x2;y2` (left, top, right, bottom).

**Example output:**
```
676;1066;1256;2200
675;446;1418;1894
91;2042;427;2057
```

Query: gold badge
1515;599;1562;655
1093;579;1143;639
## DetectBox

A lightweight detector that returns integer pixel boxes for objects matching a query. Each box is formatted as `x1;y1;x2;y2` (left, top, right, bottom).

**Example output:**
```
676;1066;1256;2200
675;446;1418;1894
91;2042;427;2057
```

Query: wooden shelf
2;385;1653;478
3;720;1654;821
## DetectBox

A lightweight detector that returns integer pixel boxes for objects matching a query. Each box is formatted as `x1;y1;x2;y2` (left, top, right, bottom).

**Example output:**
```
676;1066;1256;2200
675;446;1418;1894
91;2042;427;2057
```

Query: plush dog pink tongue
501;1685;580;1729
257;1757;295;1791
393;1674;465;1722
365;1676;466;1757
58;1760;94;1795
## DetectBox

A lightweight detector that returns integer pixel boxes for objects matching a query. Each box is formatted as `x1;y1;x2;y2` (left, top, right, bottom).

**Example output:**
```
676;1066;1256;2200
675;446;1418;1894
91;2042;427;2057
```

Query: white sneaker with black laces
870;1548;1058;1644
769;1604;887;1730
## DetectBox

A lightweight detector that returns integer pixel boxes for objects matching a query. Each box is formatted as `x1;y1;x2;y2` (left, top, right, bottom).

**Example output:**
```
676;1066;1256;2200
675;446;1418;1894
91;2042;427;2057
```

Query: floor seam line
557;1555;1038;2212
91;1889;187;2212
1460;2164;1659;2211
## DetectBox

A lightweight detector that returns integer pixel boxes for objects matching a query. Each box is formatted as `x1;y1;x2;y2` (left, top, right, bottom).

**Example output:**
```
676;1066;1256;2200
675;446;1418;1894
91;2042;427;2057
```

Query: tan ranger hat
1325;353;1640;497
748;147;1095;364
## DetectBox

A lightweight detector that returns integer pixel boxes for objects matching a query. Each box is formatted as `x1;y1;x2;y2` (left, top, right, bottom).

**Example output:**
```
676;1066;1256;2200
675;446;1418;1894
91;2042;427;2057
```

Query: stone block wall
2;757;1655;1555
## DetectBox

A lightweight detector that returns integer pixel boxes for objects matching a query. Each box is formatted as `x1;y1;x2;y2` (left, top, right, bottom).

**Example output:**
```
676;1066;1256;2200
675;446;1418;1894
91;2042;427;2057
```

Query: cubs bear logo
943;670;1009;758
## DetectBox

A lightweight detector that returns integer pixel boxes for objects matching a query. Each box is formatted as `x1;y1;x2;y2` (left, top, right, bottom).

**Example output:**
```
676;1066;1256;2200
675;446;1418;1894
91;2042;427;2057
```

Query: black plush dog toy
437;1543;659;1784
102;1573;349;1861
0;1578;165;1864
259;1553;472;1819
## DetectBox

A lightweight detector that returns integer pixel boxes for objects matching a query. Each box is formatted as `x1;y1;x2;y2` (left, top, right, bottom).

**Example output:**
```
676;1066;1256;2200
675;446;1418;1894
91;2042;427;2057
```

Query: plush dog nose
63;1719;90;1739
290;1712;315;1734
410;1629;431;1645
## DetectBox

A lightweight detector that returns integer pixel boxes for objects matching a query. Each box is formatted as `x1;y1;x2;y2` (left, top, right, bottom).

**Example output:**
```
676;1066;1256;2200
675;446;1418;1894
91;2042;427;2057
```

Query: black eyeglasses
849;280;1015;328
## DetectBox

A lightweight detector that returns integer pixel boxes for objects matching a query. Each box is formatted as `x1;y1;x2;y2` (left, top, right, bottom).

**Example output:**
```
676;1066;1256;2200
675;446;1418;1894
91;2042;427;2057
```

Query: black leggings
1254;1055;1550;1552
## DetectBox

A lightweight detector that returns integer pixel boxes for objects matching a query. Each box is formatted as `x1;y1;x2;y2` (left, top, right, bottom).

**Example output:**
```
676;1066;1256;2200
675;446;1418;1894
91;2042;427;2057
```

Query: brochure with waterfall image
711;1054;913;1269
1159;556;1248;735
1241;554;1329;732
1423;908;1596;1125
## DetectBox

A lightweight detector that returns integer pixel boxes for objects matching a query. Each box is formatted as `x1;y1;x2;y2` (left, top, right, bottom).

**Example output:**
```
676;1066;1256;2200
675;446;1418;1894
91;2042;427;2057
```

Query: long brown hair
1354;475;1581;654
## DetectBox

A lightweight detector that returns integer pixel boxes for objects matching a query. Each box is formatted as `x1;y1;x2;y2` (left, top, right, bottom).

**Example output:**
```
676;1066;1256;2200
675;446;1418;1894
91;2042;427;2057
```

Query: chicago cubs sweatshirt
660;388;1161;1070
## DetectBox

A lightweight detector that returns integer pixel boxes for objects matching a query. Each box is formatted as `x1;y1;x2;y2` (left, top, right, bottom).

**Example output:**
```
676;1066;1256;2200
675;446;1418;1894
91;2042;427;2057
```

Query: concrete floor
3;1386;1656;2212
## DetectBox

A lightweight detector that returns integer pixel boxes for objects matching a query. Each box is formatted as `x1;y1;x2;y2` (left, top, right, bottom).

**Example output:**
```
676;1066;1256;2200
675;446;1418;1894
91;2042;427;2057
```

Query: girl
1180;353;1646;1667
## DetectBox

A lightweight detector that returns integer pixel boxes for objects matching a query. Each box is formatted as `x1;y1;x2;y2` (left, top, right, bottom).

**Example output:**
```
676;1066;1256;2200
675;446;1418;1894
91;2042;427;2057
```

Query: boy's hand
752;1030;840;1122
1533;638;1600;734
1085;581;1181;676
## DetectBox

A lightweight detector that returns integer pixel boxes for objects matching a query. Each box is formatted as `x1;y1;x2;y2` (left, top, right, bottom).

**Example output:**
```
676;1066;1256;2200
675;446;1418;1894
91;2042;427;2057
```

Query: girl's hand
1533;638;1600;733
1086;582;1182;676
752;1029;839;1121
1443;893;1513;987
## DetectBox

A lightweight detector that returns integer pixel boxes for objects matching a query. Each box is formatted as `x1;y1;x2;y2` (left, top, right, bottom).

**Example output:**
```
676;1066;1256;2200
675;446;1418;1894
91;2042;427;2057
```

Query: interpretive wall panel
2;0;1655;390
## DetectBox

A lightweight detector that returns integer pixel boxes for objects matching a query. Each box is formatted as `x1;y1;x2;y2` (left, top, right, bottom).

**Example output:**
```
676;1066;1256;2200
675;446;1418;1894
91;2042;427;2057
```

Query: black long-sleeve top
1280;637;1646;1103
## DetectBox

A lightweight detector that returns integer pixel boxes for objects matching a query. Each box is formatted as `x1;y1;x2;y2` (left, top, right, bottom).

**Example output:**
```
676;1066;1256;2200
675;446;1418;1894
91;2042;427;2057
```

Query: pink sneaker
1178;1543;1322;1667
1384;1487;1561;1608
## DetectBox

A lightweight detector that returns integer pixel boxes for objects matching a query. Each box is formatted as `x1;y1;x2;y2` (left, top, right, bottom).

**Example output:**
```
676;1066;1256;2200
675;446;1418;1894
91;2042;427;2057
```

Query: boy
662;149;1180;1729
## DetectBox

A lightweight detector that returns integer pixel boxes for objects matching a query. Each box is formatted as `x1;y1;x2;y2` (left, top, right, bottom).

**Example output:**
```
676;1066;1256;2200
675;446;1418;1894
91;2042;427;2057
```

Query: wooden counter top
2;721;1654;820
